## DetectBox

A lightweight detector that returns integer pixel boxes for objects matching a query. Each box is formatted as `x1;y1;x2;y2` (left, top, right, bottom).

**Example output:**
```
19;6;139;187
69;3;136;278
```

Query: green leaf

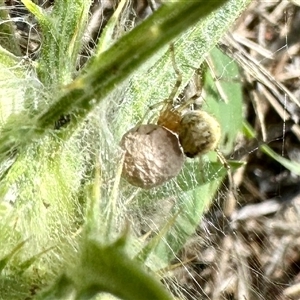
37;237;174;300
243;121;300;175
203;47;244;155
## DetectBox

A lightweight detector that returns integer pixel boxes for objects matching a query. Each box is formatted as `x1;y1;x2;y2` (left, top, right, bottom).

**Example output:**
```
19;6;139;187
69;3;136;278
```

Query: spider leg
205;55;229;104
141;43;183;124
215;148;237;201
167;43;182;102
144;99;171;124
176;92;201;113
173;64;205;113
179;54;229;112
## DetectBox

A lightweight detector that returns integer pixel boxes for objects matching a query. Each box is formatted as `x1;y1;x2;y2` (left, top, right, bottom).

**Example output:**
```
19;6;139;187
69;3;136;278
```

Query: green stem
36;0;230;130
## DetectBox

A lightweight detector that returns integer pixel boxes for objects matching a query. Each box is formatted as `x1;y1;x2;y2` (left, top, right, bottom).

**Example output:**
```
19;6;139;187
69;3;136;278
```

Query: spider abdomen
179;111;221;158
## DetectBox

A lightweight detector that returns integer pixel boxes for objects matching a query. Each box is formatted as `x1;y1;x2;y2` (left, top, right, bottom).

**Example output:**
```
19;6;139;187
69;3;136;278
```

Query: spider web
148;2;300;300
1;1;300;300
108;1;300;300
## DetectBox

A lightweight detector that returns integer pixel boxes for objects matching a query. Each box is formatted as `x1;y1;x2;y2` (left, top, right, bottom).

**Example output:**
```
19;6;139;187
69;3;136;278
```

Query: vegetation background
0;1;300;300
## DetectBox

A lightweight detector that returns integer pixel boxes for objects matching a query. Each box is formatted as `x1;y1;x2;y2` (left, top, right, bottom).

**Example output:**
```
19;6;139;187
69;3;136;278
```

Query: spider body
153;44;222;158
157;105;181;134
122;44;231;189
156;102;221;158
179;110;221;158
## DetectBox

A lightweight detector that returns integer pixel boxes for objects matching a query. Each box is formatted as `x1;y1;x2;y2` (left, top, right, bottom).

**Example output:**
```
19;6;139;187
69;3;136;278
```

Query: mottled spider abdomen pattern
179;111;221;158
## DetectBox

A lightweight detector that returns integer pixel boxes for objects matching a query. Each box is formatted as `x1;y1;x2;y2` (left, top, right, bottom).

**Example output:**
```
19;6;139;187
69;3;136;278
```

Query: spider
152;44;236;196
155;44;222;159
122;44;236;190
